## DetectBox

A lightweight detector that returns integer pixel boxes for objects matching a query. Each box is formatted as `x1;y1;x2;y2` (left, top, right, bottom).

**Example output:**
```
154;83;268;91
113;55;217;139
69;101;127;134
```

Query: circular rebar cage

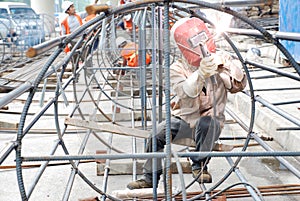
1;1;300;201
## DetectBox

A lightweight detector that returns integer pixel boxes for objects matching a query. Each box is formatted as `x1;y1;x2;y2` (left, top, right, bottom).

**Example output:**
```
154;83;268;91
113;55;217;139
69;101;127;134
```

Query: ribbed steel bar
277;127;300;131
15;35;93;200
100;130;114;201
16;47;63;201
130;73;138;182
23;81;81;198
208;0;273;7
76;170;122;201
21;84;70;139
173;152;187;200
22;151;300;162
151;3;159;197
139;9;147;130
157;7;164;123
54;54;91;200
269;100;300;106
163;1;172;200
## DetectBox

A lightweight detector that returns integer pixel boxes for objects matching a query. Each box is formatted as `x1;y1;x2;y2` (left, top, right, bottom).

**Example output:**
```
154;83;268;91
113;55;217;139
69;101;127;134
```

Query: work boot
192;169;212;183
127;178;153;190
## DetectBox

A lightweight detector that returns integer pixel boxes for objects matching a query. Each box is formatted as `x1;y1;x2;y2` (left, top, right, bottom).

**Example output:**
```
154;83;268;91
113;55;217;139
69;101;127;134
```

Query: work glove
182;70;204;98
198;55;218;79
182;55;218;98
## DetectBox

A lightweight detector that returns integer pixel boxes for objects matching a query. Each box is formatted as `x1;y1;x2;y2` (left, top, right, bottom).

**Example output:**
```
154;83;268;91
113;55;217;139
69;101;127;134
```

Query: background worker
117;0;134;31
61;0;87;53
6;28;18;47
126;17;247;190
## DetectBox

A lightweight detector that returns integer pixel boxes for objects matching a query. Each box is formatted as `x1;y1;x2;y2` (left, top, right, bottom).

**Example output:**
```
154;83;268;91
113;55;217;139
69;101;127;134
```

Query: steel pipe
246;60;300;81
0;82;32;109
254;94;300;128
225;28;300;42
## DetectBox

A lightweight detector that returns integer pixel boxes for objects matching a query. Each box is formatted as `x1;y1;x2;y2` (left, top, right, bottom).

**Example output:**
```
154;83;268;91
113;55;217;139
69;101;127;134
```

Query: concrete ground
0;118;299;201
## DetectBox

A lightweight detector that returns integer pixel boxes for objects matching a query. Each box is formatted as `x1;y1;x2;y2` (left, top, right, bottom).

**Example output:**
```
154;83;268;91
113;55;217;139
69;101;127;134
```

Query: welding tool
188;23;218;153
188;31;217;85
189;31;210;57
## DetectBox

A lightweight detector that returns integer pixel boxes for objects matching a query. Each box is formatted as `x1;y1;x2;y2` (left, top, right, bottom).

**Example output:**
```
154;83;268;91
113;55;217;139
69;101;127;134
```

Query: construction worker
61;1;87;53
120;42;151;67
6;28;18;47
60;1;89;82
126;17;247;189
117;0;134;31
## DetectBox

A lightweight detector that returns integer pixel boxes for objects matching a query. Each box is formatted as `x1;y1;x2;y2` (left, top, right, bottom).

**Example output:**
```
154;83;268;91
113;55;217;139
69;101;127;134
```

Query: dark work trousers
142;116;221;182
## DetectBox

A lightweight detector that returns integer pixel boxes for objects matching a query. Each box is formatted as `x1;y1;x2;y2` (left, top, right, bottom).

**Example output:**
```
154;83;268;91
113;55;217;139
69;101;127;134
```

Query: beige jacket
170;51;247;129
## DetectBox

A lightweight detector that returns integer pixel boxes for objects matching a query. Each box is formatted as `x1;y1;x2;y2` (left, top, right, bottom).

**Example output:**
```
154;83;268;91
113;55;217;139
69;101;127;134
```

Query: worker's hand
198;55;218;78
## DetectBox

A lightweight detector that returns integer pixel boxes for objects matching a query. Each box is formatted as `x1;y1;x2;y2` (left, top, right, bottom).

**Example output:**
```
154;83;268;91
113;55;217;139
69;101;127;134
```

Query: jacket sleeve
217;52;247;93
170;60;204;98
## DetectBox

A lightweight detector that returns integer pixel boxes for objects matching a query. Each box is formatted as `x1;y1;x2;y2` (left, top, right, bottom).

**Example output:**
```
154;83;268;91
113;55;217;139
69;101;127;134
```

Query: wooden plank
3;60;43;82
65;117;197;147
65;117;195;147
0;121;18;129
64;117;234;150
0;54;66;88
64;117;150;139
0;108;20;129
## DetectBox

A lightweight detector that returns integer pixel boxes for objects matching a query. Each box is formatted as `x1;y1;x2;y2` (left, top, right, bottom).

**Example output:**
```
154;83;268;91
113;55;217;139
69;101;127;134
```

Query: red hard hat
171;17;216;67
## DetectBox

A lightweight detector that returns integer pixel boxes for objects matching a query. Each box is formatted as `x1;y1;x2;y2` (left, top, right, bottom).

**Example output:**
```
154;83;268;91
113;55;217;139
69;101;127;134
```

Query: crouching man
127;17;247;189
